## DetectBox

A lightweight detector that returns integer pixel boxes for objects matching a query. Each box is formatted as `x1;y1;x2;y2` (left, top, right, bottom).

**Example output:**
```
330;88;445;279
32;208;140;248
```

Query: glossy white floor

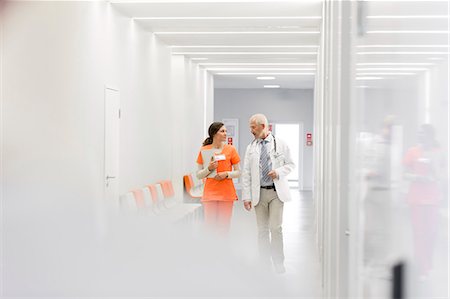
229;190;323;298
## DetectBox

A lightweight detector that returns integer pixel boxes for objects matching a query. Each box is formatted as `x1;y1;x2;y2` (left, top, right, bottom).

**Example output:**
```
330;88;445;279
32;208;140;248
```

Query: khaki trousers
255;188;284;264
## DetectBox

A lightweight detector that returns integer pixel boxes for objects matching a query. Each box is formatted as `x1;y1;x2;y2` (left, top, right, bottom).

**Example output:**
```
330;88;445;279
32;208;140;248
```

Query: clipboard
201;148;220;178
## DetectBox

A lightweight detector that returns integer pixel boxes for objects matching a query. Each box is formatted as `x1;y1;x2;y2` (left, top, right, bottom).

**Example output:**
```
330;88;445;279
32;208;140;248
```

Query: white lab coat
242;134;295;206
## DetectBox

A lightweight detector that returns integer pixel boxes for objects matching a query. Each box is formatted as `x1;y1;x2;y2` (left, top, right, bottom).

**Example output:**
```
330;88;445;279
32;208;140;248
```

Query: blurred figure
242;114;295;274
196;122;241;235
403;124;445;280
361;116;396;297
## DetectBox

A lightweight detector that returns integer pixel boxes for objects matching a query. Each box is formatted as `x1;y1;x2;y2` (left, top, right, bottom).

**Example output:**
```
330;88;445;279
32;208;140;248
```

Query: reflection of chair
158;180;176;209
159;180;175;198
119;178;203;223
183;173;204;199
131;189;145;209
146;184;164;214
119;192;137;212
130;188;154;215
141;187;153;207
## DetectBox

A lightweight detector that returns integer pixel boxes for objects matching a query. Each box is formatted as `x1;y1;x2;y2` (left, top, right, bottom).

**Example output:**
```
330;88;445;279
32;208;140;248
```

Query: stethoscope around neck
252;135;278;154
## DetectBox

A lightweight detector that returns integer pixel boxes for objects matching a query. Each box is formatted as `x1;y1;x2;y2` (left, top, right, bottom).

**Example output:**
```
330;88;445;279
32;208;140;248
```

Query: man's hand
214;172;228;180
268;170;278;179
244;201;252;211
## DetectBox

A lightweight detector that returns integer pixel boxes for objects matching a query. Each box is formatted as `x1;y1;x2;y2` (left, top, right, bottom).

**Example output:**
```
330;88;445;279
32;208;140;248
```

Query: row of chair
183;172;204;200
119;179;203;223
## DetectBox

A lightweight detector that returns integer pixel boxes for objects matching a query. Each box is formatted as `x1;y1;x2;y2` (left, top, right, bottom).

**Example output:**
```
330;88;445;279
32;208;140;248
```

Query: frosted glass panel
353;1;448;297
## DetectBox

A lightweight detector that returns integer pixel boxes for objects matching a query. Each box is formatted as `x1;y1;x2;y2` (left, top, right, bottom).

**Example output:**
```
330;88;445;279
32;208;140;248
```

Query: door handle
105;176;116;187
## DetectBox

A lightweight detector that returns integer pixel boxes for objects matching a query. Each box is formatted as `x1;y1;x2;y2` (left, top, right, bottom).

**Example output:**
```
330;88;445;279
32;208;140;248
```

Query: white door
104;87;120;202
273;123;302;189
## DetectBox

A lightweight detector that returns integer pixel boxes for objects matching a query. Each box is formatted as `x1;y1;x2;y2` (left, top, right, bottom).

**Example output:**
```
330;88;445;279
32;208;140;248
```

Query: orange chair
183;173;204;199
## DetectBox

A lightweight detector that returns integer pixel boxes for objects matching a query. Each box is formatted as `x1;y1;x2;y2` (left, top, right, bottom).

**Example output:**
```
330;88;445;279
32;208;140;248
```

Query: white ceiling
355;1;449;89
111;0;323;89
110;0;448;90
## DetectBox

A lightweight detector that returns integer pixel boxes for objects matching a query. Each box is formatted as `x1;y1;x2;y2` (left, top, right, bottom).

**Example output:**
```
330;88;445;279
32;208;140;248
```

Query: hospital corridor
0;0;449;298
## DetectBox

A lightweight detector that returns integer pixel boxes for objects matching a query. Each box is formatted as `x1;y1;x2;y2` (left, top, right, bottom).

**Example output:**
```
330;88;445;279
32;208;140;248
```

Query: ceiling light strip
173;52;317;55
156;31;320;35
357;45;449;48
367;15;449;19
200;63;317;66
356;77;384;80
207;68;316;71
134;16;322;20
170;45;319;48
356;73;416;76
356;63;434;66
367;30;449;34
215;72;315;75
357;51;449;55
357;68;428;71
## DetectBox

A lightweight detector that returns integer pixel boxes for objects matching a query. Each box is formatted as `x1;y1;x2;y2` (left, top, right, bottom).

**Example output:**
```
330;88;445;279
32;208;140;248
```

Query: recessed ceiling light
257;76;276;80
264;85;280;88
427;57;445;61
191;58;208;61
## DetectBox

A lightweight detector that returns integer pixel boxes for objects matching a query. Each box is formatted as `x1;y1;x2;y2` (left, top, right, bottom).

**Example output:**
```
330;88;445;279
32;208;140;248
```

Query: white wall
214;88;314;190
0;2;210;296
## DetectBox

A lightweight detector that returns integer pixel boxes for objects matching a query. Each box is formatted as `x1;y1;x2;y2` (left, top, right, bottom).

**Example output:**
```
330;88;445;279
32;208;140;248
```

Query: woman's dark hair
203;122;224;146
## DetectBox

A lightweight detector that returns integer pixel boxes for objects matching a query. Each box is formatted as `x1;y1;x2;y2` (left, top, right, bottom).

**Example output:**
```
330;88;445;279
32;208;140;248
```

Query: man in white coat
242;114;295;274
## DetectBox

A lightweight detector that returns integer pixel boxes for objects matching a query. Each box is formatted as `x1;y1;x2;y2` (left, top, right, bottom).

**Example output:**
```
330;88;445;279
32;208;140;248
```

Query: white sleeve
196;164;211;179
227;163;241;179
241;144;252;201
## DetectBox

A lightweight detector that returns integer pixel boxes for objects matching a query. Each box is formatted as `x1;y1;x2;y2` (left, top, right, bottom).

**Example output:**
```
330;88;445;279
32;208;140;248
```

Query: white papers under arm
201;149;218;178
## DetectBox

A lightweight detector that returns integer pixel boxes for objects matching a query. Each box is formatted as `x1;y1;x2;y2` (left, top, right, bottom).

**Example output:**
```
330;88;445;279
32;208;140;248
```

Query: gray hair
249;113;269;127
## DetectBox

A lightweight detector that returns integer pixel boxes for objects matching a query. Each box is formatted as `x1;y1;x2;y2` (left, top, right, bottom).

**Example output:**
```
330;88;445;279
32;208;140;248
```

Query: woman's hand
214;172;228;180
208;160;218;171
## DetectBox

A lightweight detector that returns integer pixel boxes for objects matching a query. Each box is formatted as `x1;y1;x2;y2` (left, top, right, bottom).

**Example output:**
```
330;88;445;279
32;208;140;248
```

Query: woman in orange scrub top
196;122;241;234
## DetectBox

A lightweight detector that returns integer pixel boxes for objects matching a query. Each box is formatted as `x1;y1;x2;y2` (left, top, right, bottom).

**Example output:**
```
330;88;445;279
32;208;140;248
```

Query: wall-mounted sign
306;132;313;146
222;119;239;152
